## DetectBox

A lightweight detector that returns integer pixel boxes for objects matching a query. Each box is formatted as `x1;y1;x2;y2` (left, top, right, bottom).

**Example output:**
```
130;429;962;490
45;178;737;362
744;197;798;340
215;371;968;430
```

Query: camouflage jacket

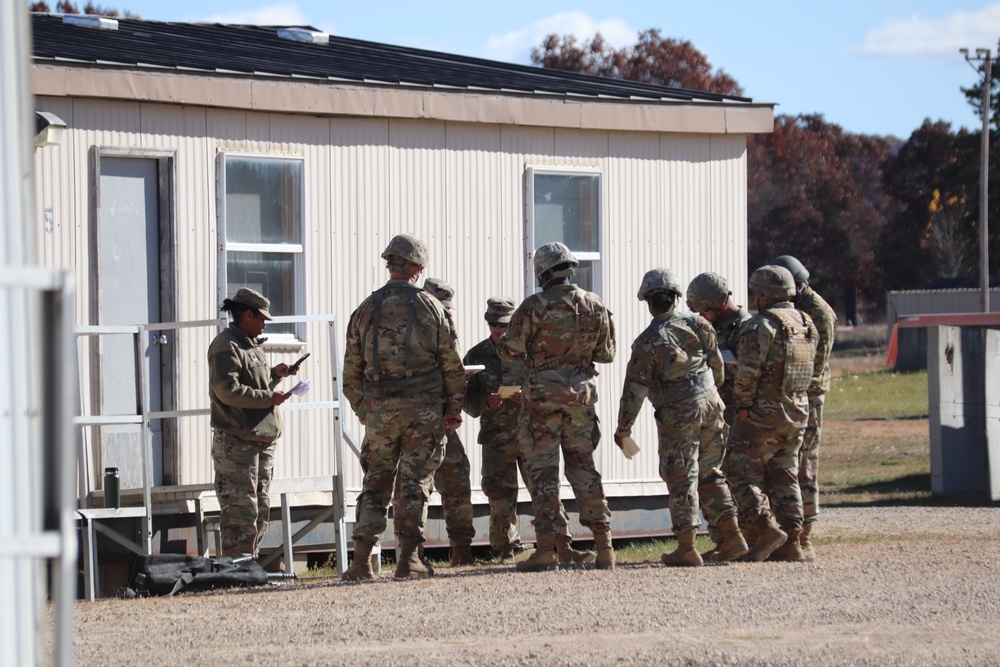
208;323;282;443
463;336;524;445
616;311;723;436
343;279;466;420
733;302;817;428
714;305;752;411
797;285;836;395
497;283;615;405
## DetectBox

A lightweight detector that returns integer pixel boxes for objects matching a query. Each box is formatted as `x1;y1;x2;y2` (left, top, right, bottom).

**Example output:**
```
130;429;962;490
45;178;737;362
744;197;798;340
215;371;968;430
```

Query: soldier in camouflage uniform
686;272;753;429
464;297;595;564
771;255;836;562
724;265;818;562
341;234;466;580
686;272;754;555
614;269;747;567
422;277;477;566
498;242;617;572
208;288;299;558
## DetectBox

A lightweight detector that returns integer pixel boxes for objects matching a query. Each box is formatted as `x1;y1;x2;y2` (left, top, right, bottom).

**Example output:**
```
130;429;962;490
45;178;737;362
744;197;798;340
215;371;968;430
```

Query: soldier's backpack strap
366;289;385;381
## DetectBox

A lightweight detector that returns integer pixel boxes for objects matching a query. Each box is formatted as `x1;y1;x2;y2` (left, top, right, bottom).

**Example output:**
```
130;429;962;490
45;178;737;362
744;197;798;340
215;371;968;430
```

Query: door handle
152;333;168;346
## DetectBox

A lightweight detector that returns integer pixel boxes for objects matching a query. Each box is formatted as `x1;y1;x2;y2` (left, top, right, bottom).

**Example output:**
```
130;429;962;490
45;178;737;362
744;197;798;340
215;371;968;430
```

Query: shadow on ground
827;473;1000;508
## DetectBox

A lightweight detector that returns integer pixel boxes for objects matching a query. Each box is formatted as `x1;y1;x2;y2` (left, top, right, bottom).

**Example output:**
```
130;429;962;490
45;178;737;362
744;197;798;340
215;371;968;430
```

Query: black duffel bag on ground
126;554;269;597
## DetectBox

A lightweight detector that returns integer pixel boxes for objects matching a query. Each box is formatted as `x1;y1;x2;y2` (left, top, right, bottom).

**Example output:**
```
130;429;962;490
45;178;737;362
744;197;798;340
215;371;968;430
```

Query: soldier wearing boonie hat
208;286;298;558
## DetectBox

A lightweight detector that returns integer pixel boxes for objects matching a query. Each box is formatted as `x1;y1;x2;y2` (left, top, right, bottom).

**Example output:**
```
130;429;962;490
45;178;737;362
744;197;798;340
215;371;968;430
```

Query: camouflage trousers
518;400;611;536
655;390;738;536
353;396;445;545
724;417;805;533
433;430;475;545
800;393;826;525
211;430;275;558
481;433;572;553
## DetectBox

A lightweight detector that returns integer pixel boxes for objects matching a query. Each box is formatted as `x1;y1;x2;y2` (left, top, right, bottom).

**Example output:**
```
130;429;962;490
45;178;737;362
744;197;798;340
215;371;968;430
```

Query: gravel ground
73;506;1000;666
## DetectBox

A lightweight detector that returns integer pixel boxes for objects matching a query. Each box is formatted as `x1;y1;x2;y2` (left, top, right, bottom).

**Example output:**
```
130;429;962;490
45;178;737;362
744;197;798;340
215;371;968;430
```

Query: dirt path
72;505;1000;666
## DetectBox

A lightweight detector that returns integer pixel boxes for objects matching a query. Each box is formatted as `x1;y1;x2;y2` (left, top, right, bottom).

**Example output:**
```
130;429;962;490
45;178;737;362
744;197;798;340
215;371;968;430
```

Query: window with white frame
525;167;603;296
219;154;304;342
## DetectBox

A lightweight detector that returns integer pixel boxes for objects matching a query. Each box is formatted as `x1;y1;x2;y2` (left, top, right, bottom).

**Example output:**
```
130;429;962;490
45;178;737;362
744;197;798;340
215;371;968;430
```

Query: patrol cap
484;296;515;324
423;277;455;308
686;272;730;312
232;287;273;320
381;233;429;267
637;268;682;301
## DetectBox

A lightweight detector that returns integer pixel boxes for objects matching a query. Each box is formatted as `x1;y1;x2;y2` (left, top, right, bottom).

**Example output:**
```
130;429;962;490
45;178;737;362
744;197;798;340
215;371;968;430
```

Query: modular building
30;13;774;584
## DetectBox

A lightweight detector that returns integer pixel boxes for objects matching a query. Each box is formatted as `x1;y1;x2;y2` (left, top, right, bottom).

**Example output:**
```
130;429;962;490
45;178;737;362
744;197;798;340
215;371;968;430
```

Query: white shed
31;14;773;566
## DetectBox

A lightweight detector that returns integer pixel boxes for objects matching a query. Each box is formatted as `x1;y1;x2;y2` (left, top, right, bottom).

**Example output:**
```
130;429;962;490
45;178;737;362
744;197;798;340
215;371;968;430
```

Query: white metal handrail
74;313;349;597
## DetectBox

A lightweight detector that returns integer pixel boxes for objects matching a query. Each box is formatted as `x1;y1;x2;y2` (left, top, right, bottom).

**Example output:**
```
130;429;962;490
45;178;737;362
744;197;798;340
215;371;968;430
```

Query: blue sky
97;0;1000;138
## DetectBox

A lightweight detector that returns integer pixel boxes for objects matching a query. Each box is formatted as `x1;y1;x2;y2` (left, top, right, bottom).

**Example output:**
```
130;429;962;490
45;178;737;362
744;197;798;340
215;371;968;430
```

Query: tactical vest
763;308;816;394
650;314;714;405
359;283;444;399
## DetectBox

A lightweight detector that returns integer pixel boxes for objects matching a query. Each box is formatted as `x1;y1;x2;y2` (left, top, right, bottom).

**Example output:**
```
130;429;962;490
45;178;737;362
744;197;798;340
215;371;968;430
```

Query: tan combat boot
712;515;750;563
741;518;760;549
660;531;703;567
768;529;806;563
516;533;558;572
701;526;723;560
743;516;787;563
799;523;816;562
395;539;434;578
594;530;615;570
556;535;596;564
341;539;375;581
449;542;476;566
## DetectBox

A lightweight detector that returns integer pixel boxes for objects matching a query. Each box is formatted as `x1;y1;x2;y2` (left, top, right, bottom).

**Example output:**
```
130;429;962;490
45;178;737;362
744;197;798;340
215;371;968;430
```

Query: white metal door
97;157;165;488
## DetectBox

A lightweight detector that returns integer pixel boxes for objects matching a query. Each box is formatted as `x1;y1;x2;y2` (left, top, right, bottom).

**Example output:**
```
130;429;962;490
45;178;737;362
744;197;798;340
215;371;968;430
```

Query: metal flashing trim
62;14;118;30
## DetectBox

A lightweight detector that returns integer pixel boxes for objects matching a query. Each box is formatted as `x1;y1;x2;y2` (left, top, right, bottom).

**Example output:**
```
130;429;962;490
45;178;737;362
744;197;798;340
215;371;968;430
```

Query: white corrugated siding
34;98;750;500
887;288;1000;335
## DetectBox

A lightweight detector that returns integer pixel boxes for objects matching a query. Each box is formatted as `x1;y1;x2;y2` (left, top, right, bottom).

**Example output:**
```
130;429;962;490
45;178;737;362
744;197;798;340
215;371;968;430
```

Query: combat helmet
770;255;810;285
381;233;429;267
749;265;796;300
637;268;682;301
686;272;730;312
533;242;578;278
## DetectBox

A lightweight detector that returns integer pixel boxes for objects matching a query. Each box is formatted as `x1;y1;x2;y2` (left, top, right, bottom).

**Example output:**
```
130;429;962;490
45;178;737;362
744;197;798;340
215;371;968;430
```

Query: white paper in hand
289;380;311;396
620;435;640;460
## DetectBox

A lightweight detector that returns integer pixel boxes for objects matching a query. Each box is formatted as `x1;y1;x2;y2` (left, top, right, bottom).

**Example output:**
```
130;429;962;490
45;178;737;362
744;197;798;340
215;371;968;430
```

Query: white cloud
482;12;635;64
856;4;1000;58
198;4;311;27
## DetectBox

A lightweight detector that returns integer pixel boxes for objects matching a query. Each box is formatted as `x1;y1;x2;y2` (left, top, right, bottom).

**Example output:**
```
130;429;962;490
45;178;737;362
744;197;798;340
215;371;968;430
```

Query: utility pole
961;47;993;312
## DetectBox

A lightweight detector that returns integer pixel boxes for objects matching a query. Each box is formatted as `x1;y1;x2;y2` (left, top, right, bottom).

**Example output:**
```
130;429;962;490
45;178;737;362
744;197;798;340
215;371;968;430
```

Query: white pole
980;50;992;313
0;1;44;665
